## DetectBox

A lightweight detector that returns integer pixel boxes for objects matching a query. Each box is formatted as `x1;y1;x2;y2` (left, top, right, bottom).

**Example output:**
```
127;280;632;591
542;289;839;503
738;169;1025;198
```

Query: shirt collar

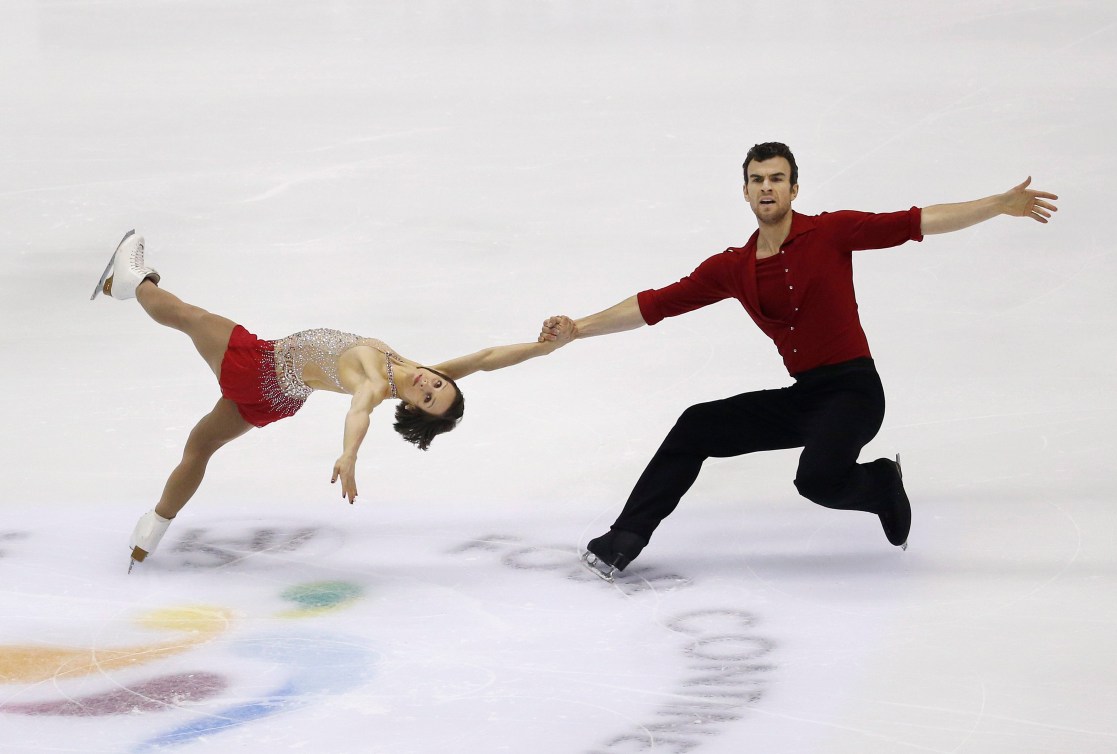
741;211;818;252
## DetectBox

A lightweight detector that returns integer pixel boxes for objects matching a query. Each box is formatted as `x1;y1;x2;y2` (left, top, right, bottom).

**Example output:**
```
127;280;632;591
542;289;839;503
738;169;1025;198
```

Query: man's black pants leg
600;358;902;564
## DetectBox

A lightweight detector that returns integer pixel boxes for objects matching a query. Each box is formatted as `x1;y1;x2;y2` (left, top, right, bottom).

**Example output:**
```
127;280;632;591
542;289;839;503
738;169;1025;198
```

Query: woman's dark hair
392;368;465;451
742;142;798;186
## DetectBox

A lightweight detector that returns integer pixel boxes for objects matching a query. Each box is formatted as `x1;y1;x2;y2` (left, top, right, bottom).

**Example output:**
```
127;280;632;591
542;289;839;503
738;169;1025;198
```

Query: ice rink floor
2;2;1116;752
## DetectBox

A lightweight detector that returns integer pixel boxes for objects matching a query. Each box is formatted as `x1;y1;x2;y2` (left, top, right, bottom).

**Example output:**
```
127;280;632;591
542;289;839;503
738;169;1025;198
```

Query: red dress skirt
219;325;307;427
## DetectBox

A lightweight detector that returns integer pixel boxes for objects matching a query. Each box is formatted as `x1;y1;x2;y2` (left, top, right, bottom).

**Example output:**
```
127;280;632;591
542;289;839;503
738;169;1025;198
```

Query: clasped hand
538;315;575;343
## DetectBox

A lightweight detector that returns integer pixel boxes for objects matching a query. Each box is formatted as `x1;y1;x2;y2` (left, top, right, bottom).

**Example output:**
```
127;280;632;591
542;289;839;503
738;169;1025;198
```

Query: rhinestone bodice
272;328;398;399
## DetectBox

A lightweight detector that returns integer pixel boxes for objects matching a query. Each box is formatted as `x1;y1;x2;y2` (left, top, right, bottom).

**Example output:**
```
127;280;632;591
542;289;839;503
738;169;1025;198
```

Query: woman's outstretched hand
331;454;358;504
538;315;576;344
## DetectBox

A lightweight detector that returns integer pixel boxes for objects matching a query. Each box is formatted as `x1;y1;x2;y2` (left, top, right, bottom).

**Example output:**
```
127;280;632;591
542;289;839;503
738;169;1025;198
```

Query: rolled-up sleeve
827;207;924;251
636;252;737;325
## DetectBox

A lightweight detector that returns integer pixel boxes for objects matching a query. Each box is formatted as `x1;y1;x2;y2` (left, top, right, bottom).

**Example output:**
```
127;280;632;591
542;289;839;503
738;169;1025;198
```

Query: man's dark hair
392;367;465;451
742;142;798;186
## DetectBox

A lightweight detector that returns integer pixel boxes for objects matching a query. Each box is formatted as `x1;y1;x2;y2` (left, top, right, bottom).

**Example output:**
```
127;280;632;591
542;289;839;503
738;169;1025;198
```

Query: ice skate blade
581;551;616;583
127;545;149;574
91;229;135;300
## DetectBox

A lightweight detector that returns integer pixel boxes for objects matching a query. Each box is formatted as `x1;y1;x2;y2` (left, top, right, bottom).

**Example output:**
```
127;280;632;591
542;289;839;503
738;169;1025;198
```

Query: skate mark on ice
2;580;367;730
452;534;776;754
134;633;378;752
0;606;233;684
2;673;228;717
0;531;30;559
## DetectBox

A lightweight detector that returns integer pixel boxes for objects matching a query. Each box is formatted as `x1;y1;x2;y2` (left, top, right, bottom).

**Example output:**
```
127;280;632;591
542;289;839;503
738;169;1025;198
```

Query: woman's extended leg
153;397;253;519
131;398;252;565
134;279;237;378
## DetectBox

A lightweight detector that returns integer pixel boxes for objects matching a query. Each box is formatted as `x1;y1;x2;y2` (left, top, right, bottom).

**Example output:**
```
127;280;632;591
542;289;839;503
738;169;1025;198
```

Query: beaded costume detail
269;328;399;409
257;346;308;419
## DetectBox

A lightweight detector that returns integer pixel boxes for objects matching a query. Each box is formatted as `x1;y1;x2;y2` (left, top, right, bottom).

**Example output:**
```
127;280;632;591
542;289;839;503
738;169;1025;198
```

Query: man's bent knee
668;403;721;440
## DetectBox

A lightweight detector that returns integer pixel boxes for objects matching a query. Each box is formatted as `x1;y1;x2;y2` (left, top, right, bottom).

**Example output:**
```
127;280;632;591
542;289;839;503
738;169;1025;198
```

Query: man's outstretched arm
921;177;1058;235
539;295;647;343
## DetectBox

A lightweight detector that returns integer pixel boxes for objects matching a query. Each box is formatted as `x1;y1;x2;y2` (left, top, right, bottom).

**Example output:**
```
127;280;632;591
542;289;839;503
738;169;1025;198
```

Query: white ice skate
128;509;172;571
91;229;160;301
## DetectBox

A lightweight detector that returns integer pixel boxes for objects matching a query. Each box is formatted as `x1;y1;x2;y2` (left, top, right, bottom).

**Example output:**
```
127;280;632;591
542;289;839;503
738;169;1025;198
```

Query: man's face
743;157;798;225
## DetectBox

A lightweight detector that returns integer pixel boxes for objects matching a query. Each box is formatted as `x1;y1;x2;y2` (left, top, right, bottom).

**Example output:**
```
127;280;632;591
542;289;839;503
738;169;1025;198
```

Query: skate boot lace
129;239;146;271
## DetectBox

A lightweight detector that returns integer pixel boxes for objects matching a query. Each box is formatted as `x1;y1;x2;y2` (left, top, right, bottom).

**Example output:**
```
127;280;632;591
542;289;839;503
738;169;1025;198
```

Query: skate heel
581;529;649;581
128;510;172;571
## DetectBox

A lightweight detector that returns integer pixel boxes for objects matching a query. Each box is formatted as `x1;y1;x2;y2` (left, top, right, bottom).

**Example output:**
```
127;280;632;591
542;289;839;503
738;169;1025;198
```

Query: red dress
218;325;306;427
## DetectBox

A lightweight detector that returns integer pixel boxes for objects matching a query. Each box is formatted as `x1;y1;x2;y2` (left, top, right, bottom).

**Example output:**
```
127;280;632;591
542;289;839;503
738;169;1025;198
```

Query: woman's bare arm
331;379;383;503
432;318;575;380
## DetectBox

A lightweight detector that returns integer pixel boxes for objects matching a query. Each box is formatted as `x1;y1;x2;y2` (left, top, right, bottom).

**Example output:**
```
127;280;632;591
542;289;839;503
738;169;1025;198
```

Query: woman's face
400;368;456;416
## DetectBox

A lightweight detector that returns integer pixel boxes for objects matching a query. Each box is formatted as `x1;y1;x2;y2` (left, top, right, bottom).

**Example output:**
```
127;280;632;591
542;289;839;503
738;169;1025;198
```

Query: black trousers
612;357;897;540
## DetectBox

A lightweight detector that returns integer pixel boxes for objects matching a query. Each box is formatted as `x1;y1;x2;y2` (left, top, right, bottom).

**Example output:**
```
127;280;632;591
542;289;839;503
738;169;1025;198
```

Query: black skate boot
582;529;648;582
876;454;911;550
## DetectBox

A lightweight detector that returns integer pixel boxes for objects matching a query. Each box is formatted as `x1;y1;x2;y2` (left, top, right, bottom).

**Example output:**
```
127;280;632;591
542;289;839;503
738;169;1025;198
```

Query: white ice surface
1;2;1116;753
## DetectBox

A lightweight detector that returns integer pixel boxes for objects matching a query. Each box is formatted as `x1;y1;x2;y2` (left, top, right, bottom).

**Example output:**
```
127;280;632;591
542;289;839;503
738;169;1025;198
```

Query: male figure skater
540;142;1058;580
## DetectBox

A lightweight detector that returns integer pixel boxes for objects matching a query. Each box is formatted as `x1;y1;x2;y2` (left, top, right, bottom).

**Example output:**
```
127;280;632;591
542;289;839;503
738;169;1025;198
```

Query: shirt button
784;269;789;273
790;326;795;331
793;348;798;353
788;285;793;290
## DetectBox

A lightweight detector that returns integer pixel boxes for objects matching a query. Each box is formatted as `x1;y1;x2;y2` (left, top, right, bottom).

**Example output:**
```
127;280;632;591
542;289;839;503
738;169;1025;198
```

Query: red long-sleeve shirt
637;208;923;375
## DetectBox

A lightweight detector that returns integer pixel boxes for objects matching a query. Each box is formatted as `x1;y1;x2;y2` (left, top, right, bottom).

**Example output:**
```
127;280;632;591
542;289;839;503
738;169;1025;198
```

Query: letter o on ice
668;609;757;637
687;634;773;663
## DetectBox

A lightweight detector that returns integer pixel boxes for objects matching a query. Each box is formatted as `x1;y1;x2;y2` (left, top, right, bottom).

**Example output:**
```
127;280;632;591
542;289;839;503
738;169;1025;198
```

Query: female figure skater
92;230;574;569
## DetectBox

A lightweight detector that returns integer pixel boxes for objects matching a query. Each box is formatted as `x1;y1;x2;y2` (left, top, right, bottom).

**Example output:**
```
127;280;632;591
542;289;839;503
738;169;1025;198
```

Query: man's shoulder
792;209;877;236
795;209;845;226
679;244;750;283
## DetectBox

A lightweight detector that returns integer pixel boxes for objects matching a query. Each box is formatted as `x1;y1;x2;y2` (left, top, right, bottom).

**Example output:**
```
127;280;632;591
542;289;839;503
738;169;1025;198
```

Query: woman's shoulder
337;348;392;395
352;336;394;353
353;338;423;367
